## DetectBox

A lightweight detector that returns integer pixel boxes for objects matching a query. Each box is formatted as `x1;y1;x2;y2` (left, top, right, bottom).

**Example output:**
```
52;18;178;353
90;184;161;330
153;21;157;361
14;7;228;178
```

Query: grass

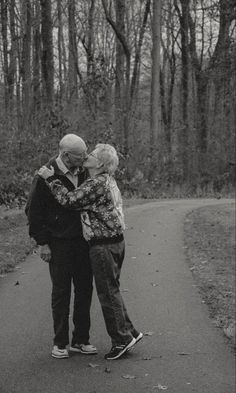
0;208;34;275
184;203;235;347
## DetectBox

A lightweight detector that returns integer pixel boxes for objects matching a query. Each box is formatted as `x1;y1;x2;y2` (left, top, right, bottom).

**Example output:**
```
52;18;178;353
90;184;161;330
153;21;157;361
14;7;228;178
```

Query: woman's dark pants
89;240;138;346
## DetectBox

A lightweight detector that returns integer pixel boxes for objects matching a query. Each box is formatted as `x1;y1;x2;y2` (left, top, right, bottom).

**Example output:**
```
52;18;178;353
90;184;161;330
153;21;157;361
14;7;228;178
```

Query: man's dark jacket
25;158;87;245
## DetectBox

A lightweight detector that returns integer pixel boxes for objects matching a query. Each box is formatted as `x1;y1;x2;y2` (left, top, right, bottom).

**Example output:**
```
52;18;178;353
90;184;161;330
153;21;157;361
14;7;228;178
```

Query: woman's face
83;149;101;170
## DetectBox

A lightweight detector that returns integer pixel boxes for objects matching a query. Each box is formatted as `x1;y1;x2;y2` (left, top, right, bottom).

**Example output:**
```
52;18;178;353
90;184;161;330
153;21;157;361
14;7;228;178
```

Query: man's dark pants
49;237;93;347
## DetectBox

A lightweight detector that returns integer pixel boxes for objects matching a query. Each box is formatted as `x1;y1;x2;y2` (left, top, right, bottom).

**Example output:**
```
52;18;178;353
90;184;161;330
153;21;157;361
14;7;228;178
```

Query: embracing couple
26;134;143;361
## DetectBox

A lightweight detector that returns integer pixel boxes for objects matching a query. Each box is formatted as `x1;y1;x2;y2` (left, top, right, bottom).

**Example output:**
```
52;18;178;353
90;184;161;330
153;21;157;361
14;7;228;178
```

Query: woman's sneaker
133;332;143;344
127;332;143;352
70;343;97;355
104;337;136;360
51;345;69;359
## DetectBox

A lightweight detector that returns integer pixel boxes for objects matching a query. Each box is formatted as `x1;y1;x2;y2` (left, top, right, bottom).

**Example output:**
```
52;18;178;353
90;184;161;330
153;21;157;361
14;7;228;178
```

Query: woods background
0;0;235;206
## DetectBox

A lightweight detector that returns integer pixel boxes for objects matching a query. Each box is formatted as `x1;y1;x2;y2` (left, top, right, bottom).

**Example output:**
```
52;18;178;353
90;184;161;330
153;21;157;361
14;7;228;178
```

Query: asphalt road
0;199;235;393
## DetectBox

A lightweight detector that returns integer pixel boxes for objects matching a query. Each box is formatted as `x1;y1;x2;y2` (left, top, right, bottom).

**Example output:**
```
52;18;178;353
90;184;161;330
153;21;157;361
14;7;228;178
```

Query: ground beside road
184;203;235;347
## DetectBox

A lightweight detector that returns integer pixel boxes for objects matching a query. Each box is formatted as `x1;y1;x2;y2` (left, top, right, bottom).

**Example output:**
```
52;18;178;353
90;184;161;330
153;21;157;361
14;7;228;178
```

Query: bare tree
1;0;9;111
150;0;162;179
68;0;78;101
20;0;32;129
40;0;54;106
174;0;190;182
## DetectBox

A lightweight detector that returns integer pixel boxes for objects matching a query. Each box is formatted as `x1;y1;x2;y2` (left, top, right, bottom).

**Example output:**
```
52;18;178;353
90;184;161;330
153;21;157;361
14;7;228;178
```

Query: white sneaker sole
69;346;97;355
127;332;143;352
51;353;69;359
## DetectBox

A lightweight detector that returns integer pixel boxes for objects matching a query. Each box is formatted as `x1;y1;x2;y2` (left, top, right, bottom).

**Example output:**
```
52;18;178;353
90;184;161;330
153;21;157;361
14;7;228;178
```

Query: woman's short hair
95;144;119;175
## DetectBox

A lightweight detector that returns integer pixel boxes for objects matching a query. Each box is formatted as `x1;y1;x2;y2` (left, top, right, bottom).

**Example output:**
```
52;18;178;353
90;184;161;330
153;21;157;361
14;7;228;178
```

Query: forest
0;0;235;205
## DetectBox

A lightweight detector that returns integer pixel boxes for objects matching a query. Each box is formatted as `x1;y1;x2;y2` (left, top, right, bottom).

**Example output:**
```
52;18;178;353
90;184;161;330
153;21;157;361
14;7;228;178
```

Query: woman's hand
38;165;55;179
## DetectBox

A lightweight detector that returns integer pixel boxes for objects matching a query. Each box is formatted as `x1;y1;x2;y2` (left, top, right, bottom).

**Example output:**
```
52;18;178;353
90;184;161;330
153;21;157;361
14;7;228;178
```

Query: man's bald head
59;134;87;155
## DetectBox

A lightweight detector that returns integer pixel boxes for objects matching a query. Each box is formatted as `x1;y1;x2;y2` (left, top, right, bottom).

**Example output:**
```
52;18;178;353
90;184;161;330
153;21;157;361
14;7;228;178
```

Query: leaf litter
122;374;136;379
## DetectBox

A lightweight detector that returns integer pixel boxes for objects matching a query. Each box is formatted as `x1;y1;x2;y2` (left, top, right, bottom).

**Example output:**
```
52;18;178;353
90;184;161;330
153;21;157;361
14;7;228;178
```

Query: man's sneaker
51;345;69;359
70;343;97;355
104;337;136;360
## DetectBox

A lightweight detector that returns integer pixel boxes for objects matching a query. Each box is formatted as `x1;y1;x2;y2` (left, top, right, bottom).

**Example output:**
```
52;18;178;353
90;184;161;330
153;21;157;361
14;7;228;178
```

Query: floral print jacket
46;173;125;242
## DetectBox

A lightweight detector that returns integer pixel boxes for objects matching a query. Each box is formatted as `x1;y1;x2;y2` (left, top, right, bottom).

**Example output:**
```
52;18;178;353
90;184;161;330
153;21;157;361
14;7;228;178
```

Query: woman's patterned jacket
45;173;125;242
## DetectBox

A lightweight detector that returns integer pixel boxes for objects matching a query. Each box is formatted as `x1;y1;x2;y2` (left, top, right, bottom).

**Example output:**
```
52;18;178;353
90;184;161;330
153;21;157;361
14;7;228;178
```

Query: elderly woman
38;143;143;360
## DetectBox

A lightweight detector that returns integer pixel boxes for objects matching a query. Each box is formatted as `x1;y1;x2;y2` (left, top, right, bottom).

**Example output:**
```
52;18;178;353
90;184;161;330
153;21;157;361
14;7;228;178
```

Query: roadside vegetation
184;203;235;348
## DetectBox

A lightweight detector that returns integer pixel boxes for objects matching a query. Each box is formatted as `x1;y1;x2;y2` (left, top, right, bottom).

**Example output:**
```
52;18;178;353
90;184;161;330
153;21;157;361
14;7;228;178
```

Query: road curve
0;198;235;393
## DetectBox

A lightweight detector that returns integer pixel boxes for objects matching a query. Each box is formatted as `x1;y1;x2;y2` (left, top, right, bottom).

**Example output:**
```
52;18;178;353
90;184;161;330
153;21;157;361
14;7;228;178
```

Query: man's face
63;150;88;169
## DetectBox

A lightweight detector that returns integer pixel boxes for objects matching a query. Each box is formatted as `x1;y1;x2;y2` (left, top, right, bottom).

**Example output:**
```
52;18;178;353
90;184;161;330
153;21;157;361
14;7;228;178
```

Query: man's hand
38;165;54;179
40;244;52;263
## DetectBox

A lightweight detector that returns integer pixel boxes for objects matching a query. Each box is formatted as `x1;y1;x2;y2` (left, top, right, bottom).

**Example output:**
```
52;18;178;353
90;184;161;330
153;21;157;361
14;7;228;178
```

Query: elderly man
26;134;97;359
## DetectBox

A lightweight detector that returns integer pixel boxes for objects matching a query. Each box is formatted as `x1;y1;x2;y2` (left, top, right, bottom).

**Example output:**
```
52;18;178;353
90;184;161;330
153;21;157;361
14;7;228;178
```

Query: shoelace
111;345;126;351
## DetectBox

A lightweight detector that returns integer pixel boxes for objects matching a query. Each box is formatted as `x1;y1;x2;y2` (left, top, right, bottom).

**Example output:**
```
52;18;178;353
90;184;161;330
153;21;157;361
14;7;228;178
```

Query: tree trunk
40;0;54;106
57;0;64;102
87;0;95;77
174;0;190;182
68;0;78;101
1;0;9;111
114;0;126;148
150;0;161;171
32;0;41;114
130;0;151;100
21;0;32;129
9;0;17;105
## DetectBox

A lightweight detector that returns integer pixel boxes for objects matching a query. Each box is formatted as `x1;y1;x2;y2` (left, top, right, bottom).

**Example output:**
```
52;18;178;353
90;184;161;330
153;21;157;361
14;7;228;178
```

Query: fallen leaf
122;374;136;379
151;283;158;287
144;331;154;336
121;289;129;292
153;383;168;390
142;356;152;360
88;363;99;368
131;256;137;259
177;352;190;356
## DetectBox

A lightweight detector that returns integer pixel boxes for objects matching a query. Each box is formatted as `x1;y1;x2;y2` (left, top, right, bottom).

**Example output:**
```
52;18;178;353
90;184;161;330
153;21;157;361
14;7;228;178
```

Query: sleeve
46;177;105;209
25;176;51;245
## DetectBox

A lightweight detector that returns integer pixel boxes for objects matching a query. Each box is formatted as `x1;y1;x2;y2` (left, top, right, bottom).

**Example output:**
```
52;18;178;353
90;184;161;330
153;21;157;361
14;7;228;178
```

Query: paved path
0;199;235;393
